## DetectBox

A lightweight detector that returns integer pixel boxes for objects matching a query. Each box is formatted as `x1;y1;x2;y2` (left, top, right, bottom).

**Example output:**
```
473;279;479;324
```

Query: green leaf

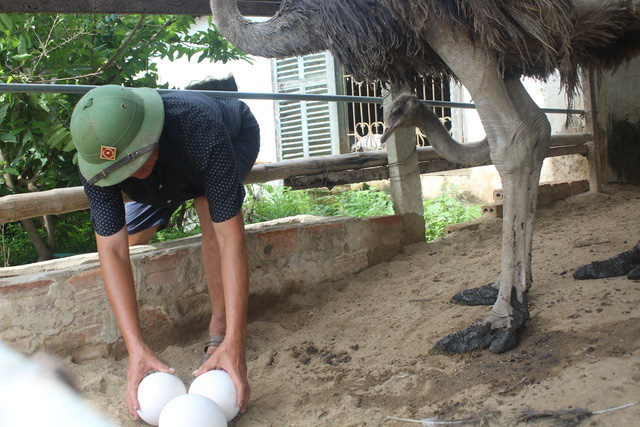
0;103;9;125
0;14;12;31
17;35;27;55
47;127;68;150
2;166;19;175
11;53;32;62
62;134;76;152
0;132;17;143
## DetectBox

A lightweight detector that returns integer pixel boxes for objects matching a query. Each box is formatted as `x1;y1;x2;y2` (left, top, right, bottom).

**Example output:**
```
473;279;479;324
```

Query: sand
65;185;640;426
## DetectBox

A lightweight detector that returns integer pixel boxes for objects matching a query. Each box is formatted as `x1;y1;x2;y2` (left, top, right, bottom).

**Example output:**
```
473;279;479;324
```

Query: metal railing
0;83;586;114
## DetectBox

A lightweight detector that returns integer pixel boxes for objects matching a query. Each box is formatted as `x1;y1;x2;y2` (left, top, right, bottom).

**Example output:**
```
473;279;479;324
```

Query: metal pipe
0;83;585;115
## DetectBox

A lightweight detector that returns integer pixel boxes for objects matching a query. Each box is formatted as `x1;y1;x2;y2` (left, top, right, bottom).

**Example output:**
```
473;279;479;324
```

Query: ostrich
209;0;640;354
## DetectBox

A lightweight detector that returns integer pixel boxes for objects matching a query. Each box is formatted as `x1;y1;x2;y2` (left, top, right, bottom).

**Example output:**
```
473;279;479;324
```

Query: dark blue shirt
81;91;259;236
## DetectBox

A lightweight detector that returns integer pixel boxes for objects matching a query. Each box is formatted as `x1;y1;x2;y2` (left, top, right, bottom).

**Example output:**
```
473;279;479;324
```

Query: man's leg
128;225;161;246
193;196;226;356
125;201;175;246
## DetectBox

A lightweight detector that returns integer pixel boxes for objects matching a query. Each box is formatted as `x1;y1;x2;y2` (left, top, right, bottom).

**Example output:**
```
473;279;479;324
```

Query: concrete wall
596;57;640;184
0;215;410;362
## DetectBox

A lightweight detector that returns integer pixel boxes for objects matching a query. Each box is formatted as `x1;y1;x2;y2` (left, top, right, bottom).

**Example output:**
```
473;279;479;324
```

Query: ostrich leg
452;79;547;306
423;26;551;353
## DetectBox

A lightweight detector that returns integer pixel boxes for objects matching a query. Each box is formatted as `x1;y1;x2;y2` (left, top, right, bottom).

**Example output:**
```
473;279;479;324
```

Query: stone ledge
1;215;410;361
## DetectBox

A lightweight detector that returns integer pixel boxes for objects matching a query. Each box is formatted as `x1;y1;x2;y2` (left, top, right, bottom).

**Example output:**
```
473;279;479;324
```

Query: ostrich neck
417;103;490;165
210;0;245;35
209;0;326;58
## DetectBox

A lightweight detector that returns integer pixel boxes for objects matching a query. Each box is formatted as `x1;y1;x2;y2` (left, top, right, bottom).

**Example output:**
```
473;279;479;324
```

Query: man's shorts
125;133;260;235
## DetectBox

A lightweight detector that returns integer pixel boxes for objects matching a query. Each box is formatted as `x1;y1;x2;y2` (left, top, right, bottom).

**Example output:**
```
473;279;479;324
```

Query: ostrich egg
188;370;239;422
159;394;227;427
137;372;187;426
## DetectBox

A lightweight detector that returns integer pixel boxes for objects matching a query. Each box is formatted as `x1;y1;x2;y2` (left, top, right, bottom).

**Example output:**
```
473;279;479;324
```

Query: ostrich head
381;94;423;144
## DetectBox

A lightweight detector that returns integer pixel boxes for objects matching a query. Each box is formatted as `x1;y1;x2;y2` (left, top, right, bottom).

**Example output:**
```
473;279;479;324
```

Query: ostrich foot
451;283;499;306
573;242;640;280
628;265;640;280
433;292;529;354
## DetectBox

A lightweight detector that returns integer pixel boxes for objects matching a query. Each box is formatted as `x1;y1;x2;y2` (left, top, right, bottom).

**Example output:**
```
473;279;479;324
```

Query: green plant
242;184;395;224
150;200;202;243
243;185;315;224
423;184;482;241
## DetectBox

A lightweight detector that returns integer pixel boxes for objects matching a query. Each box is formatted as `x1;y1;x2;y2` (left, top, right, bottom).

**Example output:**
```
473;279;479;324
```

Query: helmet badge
100;146;117;161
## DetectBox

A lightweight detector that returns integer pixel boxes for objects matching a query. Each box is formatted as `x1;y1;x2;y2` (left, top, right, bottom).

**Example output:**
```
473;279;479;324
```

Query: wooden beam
581;69;607;192
286;143;587;190
0;140;590;224
285;167;391;190
0;187;89;224
0;1;281;17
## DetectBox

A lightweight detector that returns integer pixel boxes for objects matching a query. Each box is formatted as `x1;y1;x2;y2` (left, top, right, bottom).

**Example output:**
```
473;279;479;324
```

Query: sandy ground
65;185;640;426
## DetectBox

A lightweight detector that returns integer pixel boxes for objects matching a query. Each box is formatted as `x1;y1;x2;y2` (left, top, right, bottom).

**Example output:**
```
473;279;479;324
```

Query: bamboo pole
0;135;590;224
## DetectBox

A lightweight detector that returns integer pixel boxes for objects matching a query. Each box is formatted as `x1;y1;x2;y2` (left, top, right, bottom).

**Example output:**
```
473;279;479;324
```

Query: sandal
201;335;225;365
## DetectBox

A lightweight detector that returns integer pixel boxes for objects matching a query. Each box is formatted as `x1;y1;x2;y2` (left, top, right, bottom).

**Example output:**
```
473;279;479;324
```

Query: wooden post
582;69;607;192
383;87;425;243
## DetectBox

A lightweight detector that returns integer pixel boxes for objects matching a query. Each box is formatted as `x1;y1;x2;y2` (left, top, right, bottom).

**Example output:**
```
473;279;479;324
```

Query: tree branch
32;14;61;75
0;148;53;261
97;15;145;74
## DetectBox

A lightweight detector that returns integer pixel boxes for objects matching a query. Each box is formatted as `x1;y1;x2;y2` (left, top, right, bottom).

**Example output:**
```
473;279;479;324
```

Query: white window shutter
273;53;339;160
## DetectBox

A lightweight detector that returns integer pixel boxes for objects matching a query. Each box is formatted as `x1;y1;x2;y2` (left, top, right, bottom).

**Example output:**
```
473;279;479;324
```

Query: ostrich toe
574;242;640;280
451;283;499;306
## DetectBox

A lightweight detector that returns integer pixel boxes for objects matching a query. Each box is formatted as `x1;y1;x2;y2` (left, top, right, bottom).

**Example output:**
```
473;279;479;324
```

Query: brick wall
0;215;411;361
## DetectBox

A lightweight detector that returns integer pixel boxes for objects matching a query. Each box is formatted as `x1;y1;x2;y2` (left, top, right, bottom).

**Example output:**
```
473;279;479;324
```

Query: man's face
130;147;159;179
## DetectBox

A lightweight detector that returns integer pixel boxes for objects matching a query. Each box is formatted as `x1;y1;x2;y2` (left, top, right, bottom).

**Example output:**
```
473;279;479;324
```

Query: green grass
423;184;482;242
1;184;481;266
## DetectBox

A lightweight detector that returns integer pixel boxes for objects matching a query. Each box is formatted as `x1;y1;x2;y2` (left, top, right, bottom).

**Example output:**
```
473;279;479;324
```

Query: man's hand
193;337;250;413
127;346;175;419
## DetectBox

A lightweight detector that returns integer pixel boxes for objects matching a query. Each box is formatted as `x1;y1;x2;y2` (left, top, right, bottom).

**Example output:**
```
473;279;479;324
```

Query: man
70;84;259;419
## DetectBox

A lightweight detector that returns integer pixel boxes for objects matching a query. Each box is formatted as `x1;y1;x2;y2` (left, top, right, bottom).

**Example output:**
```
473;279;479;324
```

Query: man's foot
574;242;640;280
451;283;499;306
201;335;225;365
433;291;529;354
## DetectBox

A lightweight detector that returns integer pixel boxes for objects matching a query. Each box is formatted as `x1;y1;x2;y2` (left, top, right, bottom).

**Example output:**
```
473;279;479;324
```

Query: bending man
70;85;259;418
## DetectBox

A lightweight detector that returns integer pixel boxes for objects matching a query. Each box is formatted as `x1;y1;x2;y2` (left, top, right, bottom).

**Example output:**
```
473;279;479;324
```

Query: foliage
150;200;202;244
1;212;96;266
243;185;316;224
1;183;481;266
243;185;394;224
0;13;247;260
423;184;482;242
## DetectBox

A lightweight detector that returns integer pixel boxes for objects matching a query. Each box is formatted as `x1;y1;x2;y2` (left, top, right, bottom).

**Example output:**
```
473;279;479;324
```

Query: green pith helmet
70;85;164;187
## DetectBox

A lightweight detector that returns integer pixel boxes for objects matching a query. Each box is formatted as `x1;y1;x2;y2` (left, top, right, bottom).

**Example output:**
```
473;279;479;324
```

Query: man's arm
193;212;250;412
96;227;174;419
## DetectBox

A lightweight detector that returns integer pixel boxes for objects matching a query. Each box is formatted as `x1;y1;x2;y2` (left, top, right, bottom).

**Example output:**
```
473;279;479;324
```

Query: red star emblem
100;146;117;161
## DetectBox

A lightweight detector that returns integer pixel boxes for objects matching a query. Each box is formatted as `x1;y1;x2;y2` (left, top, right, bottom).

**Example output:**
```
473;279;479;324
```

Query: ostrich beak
380;120;399;144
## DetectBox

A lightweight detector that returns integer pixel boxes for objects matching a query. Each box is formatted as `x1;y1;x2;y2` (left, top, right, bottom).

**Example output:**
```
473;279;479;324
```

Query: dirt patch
66;185;640;426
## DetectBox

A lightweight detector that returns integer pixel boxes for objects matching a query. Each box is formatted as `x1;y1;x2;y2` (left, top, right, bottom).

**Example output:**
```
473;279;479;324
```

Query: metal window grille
341;73;452;151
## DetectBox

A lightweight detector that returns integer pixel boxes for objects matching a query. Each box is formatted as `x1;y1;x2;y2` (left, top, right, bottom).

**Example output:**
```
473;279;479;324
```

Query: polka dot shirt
81;91;260;236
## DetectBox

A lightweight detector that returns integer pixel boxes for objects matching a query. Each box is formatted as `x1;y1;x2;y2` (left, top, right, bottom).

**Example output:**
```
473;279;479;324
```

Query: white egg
189;370;240;422
188;370;239;422
159;394;227;427
137;372;187;426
